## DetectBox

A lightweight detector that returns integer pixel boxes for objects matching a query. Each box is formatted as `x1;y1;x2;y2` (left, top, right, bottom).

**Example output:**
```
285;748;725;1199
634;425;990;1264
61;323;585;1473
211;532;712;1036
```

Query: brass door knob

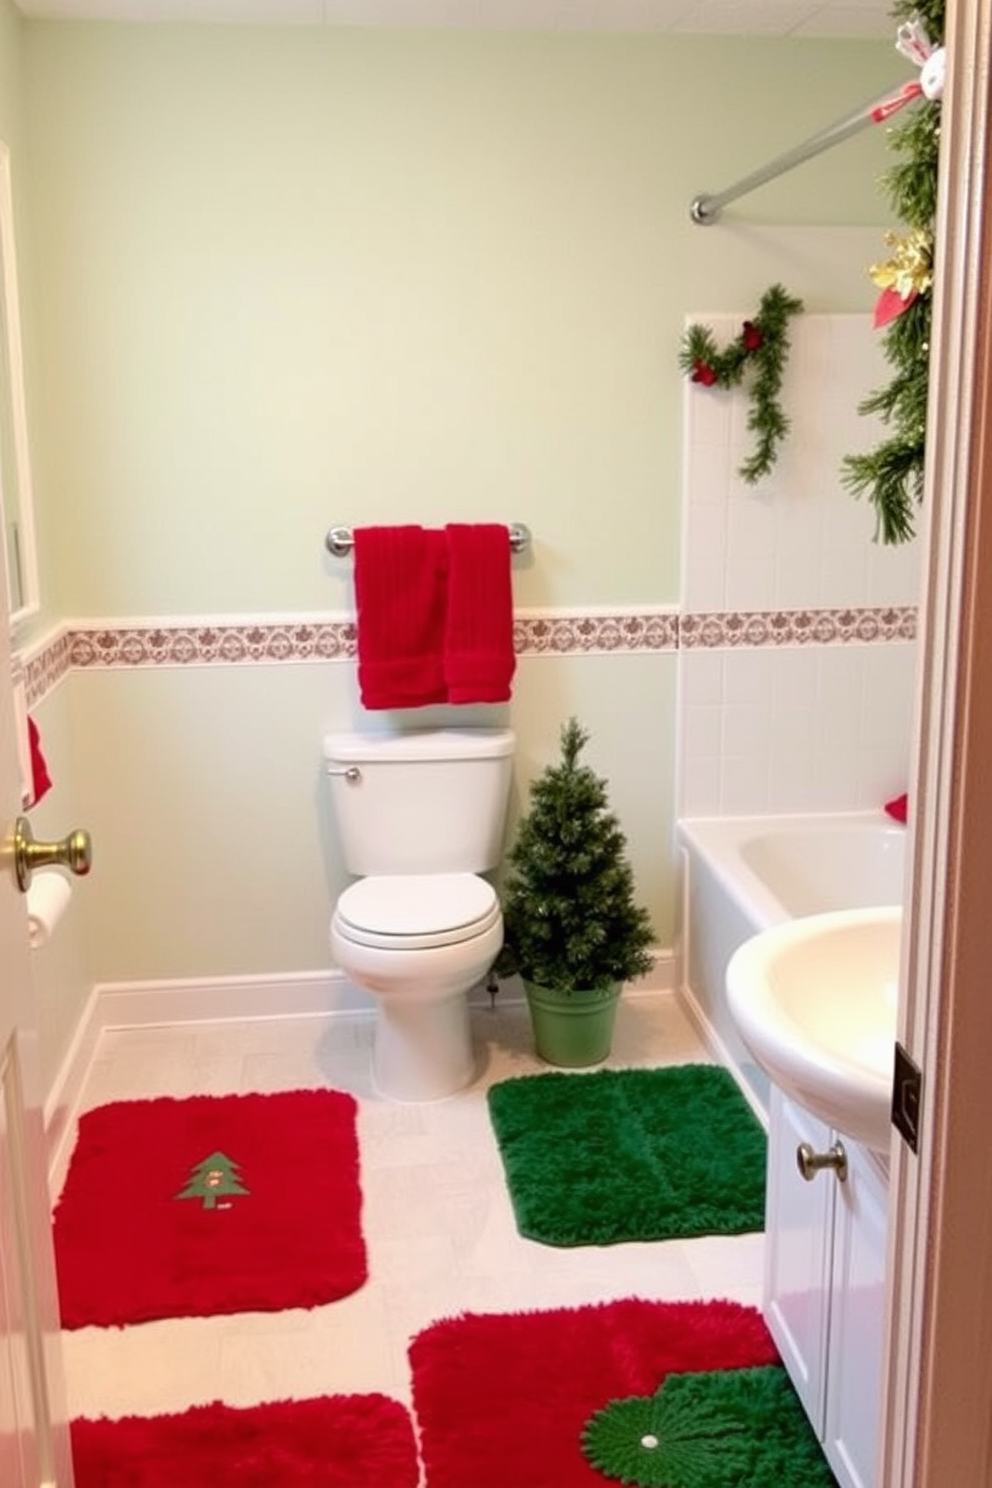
13;815;92;892
797;1139;848;1183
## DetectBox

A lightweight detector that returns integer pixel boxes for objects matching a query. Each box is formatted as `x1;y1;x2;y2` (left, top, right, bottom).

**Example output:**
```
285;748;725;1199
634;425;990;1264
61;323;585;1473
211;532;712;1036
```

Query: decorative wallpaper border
69;622;357;669
19;605;916;708
515;612;679;654
681;606;917;648
22;630;72;707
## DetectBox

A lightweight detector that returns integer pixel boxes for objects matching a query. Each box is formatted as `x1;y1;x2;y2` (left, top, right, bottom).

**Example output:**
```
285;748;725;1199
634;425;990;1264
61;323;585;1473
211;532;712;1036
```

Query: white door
0;621;74;1479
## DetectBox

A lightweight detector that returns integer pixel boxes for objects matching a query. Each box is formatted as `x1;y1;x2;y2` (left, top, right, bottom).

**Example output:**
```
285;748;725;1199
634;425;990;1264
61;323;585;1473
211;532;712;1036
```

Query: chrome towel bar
325;523;531;558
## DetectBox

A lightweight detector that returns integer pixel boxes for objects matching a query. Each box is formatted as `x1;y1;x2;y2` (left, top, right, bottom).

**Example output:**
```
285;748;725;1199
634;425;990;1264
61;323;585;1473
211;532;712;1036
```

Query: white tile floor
56;989;764;1424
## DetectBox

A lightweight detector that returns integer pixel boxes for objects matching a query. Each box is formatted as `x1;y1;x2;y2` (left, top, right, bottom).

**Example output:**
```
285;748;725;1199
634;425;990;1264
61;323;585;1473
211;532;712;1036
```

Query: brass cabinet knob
797;1139;848;1183
13;815;92;892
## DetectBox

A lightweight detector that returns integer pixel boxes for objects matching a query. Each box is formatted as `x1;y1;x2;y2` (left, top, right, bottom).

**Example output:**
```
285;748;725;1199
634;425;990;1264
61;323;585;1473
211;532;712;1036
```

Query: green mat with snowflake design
582;1365;837;1487
486;1064;765;1246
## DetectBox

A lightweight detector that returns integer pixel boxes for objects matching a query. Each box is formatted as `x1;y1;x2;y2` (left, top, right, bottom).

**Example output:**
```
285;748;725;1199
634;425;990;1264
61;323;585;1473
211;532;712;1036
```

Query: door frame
881;1;992;1482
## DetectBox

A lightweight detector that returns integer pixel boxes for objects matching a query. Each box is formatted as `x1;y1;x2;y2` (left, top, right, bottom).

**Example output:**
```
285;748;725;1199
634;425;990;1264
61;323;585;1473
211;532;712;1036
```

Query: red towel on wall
884;793;908;824
444;523;516;704
28;715;53;806
353;526;449;710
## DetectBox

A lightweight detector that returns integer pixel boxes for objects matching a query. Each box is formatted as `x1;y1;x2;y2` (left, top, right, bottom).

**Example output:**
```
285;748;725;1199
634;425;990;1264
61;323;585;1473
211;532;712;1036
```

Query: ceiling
12;0;896;40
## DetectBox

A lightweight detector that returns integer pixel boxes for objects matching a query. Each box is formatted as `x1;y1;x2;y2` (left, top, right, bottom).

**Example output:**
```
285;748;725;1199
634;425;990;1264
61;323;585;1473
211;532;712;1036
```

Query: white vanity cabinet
763;1085;889;1488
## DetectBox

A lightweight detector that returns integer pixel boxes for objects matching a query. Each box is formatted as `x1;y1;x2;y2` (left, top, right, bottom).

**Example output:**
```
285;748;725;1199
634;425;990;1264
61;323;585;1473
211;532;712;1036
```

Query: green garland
842;0;945;544
678;284;804;484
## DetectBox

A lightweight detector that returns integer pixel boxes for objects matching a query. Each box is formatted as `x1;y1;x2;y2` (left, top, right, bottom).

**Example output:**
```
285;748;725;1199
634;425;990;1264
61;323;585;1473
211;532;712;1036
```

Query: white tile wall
678;312;923;817
681;314;921;613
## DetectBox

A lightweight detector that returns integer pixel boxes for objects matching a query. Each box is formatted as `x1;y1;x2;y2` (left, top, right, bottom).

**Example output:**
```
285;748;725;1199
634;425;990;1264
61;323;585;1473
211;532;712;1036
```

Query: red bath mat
409;1297;779;1487
70;1393;419;1487
53;1090;367;1328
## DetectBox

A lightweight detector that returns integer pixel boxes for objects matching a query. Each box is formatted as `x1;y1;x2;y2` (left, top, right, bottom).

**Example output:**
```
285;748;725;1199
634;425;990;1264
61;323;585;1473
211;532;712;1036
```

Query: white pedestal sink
725;905;901;1152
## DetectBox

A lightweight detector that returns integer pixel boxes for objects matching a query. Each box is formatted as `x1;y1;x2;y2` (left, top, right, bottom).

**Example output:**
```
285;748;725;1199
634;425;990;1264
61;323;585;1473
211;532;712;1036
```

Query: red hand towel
444;524;516;704
353;526;449;710
28;715;53;805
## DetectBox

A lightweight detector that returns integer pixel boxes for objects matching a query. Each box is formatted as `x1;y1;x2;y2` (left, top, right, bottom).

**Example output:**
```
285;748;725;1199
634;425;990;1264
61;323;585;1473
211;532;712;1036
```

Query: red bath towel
353;526;449;710
444;523;516;704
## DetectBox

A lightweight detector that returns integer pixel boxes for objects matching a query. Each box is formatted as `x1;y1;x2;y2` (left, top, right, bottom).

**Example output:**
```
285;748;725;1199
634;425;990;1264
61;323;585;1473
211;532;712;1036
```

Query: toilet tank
323;728;514;876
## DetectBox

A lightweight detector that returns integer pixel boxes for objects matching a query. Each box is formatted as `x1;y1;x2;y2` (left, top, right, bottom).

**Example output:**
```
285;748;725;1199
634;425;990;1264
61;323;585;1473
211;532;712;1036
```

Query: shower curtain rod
689;83;921;225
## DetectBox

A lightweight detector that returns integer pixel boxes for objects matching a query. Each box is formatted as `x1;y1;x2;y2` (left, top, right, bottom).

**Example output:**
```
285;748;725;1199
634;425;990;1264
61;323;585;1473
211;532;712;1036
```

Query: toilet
324;727;514;1102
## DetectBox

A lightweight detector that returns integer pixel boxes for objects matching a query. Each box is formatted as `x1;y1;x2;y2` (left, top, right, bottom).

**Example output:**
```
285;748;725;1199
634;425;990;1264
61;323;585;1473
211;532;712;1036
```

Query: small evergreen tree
499;718;654;993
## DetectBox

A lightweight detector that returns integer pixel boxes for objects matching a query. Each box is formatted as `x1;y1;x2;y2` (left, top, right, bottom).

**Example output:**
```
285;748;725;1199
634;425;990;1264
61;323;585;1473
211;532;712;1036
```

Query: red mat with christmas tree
54;1090;367;1328
409;1297;780;1487
71;1393;418;1487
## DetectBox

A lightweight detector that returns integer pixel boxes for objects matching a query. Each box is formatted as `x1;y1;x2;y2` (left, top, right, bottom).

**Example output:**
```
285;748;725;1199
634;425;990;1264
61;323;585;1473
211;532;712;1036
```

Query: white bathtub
677;812;906;1116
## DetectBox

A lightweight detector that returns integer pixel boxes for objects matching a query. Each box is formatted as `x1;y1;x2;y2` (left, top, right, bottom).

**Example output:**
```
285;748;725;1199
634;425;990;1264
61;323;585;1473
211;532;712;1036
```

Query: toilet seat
334;873;500;951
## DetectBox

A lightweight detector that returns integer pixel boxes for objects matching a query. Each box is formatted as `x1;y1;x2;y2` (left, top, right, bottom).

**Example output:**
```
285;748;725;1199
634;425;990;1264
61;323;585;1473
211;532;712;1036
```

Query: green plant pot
523;980;621;1068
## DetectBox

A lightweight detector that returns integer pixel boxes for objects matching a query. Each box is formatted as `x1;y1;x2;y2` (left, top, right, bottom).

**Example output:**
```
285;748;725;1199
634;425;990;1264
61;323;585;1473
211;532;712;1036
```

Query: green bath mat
486;1064;766;1246
582;1364;836;1487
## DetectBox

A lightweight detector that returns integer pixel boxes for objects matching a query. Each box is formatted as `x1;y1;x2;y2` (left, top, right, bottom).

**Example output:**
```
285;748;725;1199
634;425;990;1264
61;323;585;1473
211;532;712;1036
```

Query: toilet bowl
331;872;502;1101
323;729;514;1103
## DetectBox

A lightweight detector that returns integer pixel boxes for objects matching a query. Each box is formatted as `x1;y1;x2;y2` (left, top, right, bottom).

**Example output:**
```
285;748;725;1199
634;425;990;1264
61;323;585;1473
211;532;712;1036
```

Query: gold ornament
870;228;933;301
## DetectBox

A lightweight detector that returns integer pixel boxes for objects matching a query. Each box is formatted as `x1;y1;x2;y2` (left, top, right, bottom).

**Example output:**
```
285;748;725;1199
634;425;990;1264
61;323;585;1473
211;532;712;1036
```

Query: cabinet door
763;1086;834;1432
823;1139;888;1488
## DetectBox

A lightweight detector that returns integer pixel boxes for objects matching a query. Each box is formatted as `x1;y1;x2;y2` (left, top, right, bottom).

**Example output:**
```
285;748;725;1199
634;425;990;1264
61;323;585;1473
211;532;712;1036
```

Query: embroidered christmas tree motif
174;1151;249;1211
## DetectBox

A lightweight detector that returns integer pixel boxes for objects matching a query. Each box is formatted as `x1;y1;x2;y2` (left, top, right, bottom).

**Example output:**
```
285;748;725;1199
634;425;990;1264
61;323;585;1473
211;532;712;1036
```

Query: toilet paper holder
13;815;92;892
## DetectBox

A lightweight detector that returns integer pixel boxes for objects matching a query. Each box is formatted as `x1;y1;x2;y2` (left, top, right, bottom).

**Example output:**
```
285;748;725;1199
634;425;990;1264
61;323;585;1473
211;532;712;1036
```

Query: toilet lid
335;873;500;950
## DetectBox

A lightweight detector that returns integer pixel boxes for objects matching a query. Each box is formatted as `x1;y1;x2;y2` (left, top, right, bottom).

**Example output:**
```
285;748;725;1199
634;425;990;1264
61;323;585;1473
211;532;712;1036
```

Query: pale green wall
0;0;21;147
63;652;674;985
4;21;905;1091
22;27;901;619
